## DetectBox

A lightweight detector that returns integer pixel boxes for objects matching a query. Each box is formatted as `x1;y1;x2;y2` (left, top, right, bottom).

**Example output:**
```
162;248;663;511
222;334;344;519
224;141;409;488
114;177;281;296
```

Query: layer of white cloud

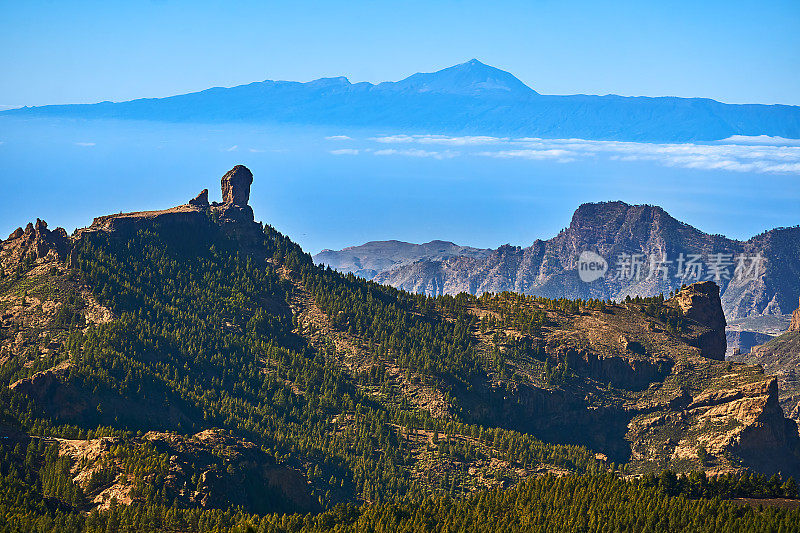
719;135;800;146
330;148;360;155
478;148;578;163
373;148;458;159
371;134;506;146
74;142;95;147
225;145;238;152
357;134;800;174
325;135;352;141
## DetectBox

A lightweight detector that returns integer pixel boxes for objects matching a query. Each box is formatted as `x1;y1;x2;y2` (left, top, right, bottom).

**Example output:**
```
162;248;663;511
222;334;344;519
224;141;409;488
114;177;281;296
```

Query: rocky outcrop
671;281;727;360
77;165;263;251
85;205;210;237
559;346;672;391
211;166;262;248
54;429;318;514
721;379;800;477
674;281;726;327
628;375;800;477
735;329;800;422
143;429;318;514
221;165;253;207
790;297;800;332
1;218;70;269
189;188;209;208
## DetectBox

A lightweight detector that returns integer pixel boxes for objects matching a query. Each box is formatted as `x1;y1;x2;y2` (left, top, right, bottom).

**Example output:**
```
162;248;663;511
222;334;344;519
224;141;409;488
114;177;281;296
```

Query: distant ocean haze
0;117;798;257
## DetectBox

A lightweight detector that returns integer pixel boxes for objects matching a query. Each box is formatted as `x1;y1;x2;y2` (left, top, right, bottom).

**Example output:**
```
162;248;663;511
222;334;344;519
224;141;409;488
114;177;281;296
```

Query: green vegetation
1;463;797;532
0;220;604;526
0;216;796;531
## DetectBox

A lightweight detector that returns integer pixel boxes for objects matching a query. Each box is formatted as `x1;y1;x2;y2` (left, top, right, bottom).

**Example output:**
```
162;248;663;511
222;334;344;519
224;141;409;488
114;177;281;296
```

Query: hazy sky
1;0;799;108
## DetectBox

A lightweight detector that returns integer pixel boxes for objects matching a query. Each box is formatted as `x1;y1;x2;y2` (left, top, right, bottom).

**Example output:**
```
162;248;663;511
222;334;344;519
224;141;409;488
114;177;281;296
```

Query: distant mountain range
4;59;799;142
315;240;492;280
314;201;800;321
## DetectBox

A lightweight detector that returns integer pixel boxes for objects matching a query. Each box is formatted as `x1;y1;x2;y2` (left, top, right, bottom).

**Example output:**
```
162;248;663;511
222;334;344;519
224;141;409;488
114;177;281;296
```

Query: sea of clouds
327;134;800;173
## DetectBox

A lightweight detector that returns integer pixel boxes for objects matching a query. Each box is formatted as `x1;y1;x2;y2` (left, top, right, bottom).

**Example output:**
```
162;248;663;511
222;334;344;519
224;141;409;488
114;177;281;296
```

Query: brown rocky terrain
733;298;800;425
445;285;800;475
671;281;727;359
1;165;549;510
0;228;112;380
20;429;318;514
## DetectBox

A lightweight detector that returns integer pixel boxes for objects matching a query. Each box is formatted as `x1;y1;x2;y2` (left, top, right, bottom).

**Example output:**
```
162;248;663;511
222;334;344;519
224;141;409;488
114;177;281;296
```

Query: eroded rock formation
790;297;800;332
1;218;70;269
78;165;262;249
628;374;800;477
189;189;209;208
671;281;727;360
211;165;261;247
221;165;253;207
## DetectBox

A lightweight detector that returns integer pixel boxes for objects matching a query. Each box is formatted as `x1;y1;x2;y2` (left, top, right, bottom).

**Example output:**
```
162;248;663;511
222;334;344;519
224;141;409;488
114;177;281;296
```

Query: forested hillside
1;166;798;531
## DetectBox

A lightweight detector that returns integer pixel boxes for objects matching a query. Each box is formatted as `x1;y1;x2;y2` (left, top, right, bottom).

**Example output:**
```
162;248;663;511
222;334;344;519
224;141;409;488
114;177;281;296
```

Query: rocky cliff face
325;201;800;322
437;280;798;473
671;281;727;360
11;165;266;260
790;297;800;332
4;167;799;505
627;373;800;478
83;165;259;240
734;326;800;424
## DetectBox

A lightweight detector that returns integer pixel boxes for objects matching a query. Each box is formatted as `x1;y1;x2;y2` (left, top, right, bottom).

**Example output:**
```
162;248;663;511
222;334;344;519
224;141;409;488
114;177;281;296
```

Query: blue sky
1;1;798;254
1;0;799;108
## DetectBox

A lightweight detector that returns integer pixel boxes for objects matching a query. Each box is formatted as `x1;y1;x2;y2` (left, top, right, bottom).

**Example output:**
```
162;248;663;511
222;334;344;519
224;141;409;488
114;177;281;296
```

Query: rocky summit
220;164;253;207
671;281;727;360
188;188;209;208
318;201;800;329
2;218;70;267
76;165;261;248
